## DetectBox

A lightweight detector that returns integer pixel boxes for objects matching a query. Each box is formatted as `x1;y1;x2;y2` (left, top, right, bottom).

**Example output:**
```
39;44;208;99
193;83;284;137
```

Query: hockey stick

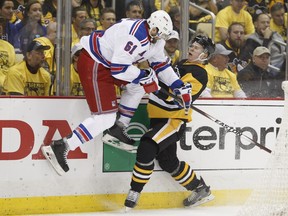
159;88;272;153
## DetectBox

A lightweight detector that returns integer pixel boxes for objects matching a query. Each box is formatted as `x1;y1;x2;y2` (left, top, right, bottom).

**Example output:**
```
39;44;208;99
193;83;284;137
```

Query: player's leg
119;83;146;127
124;118;178;209
102;83;146;151
41;50;118;175
41;113;116;175
156;122;214;207
124;136;158;209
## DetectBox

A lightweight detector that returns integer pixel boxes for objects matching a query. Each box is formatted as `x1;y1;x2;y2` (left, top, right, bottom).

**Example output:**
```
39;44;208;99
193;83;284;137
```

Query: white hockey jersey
80;19;183;89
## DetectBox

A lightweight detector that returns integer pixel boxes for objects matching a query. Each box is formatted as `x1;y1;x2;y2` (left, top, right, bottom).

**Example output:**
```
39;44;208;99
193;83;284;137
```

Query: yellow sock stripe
132;175;150;184
181;171;195;187
134;165;153;175
173;163;188;180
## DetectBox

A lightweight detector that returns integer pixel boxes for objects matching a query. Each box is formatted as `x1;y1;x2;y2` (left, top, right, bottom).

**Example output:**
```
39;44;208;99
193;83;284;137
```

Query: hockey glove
173;83;192;115
139;68;159;93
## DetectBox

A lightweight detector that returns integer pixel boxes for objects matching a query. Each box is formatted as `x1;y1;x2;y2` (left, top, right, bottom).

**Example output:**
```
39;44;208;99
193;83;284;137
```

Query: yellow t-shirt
270;13;287;41
154;0;179;12
171;50;180;66
215;6;254;43
205;63;242;98
70;64;84;96
4;61;51;96
89;7;101;27
71;25;80;46
0;40;16;94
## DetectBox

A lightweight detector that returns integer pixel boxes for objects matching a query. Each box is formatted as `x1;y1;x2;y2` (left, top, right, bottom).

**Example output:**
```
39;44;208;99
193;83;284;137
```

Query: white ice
40;206;242;216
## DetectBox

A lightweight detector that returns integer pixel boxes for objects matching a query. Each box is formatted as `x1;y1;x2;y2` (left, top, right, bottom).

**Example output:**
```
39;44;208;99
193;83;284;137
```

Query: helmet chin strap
194;52;208;62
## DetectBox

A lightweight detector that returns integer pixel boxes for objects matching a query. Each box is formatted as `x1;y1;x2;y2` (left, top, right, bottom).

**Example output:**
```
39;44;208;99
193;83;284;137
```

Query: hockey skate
124;189;141;211
41;139;69;176
183;177;214;207
102;121;138;153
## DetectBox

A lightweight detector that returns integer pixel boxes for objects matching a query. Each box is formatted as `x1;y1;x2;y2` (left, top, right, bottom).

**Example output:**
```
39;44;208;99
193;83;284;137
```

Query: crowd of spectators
0;0;287;98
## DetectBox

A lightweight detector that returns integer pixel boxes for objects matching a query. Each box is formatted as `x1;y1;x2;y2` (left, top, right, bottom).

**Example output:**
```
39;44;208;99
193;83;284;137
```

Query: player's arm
180;65;208;102
146;40;184;90
110;37;159;93
110;36;149;82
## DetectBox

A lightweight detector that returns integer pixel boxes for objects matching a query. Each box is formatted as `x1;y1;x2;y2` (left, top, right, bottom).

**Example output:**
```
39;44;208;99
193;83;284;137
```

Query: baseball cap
253;46;270;56
27;41;50;52
166;30;179;41
213;44;232;55
71;43;83;58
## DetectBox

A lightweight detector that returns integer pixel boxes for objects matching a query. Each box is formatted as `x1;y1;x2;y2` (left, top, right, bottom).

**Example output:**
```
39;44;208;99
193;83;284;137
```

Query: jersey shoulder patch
129;20;149;47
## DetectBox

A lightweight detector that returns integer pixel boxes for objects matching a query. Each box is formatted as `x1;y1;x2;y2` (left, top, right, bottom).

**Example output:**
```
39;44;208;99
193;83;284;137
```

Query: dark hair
100;7;115;19
227;22;245;33
270;2;284;14
253;12;270;23
125;0;142;12
42;0;57;17
72;6;87;19
168;6;180;21
0;16;5;30
22;0;42;25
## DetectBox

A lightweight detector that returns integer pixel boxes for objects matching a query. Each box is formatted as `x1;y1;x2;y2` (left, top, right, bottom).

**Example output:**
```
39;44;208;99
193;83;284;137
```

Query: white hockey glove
139;68;159;93
173;83;192;115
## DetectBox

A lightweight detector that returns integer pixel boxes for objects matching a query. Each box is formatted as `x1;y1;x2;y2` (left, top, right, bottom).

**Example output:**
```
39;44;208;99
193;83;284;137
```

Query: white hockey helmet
147;10;173;40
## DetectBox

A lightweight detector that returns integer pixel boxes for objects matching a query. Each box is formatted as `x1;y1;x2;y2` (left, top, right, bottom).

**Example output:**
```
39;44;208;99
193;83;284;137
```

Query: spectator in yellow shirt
154;0;179;13
34;21;57;73
164;30;179;66
215;0;254;43
269;2;287;41
4;40;51;96
97;7;116;30
71;6;88;45
80;0;104;27
201;44;246;98
0;14;16;94
70;43;84;96
72;18;96;46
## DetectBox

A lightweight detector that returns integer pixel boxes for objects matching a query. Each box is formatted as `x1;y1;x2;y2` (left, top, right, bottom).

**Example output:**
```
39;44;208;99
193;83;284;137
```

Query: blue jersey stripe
89;32;111;67
129;20;149;47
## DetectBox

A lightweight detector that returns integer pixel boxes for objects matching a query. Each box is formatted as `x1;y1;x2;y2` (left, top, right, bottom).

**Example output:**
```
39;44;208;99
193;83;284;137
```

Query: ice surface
39;206;241;216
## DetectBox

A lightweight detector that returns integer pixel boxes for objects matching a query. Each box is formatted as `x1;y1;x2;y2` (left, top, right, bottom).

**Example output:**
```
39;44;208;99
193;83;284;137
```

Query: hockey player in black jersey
124;35;216;209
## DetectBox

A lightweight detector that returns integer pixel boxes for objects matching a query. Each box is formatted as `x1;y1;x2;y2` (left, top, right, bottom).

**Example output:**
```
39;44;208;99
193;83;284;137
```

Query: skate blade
124;206;133;212
189;194;215;207
41;145;66;176
102;134;137;153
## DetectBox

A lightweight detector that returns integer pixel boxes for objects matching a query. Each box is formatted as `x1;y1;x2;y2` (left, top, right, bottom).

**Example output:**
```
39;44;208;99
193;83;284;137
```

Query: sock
171;161;199;191
118;83;145;127
66;112;116;150
130;161;154;193
118;104;136;127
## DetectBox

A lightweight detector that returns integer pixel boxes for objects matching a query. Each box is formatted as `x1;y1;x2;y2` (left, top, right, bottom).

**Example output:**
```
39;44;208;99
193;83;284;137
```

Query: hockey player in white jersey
41;10;193;175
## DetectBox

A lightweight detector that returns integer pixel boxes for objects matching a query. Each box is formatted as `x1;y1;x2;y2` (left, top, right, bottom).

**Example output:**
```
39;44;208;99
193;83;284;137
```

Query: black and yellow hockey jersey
147;59;208;122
